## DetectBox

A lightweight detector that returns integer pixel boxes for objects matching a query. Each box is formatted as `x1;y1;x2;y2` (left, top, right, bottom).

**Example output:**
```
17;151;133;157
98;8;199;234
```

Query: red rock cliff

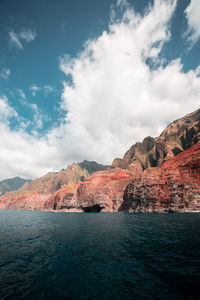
120;143;200;212
45;166;141;212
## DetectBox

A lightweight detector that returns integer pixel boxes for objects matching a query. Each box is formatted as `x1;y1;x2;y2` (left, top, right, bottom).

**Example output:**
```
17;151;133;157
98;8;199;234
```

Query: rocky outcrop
112;108;200;170
0;192;50;210
120;143;200;212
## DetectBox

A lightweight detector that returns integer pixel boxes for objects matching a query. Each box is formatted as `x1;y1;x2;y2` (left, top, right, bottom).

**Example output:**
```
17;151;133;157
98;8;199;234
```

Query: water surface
0;211;200;299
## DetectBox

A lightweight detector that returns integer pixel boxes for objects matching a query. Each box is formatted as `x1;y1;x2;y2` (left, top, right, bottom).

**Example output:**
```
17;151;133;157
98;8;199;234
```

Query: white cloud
0;97;58;180
19;28;37;42
58;0;183;162
15;92;44;131
9;31;23;49
0;96;18;123
30;103;43;131
9;28;36;50
1;0;200;181
0;68;11;80
44;85;54;96
0;123;59;180
185;0;200;43
30;84;40;96
116;0;128;8
17;89;26;99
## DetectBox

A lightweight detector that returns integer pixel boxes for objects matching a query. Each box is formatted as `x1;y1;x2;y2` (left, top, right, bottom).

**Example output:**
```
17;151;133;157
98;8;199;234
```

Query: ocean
0;210;200;299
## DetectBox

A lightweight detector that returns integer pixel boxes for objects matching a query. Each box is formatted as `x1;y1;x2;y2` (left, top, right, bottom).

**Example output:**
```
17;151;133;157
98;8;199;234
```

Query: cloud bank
185;0;200;43
1;0;200;180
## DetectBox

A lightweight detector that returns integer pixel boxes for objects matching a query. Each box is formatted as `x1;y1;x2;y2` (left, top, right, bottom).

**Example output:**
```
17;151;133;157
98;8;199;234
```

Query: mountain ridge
112;108;200;170
4;160;108;197
1;108;200;212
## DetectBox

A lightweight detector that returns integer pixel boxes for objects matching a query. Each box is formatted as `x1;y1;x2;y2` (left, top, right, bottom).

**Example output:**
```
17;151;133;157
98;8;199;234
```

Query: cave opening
81;204;103;212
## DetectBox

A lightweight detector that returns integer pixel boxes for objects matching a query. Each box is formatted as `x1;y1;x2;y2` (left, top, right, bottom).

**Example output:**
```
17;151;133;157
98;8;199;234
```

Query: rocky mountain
0;109;200;212
44;143;200;212
112;108;200;170
2;160;108;198
0;177;31;196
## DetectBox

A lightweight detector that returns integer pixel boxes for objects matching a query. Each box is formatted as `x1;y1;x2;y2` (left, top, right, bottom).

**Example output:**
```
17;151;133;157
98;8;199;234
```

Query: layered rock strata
0;169;135;212
120;143;200;212
45;163;142;212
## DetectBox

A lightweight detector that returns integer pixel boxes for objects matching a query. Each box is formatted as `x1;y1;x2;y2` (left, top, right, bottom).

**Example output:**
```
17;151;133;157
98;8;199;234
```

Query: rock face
0;161;109;211
120;143;200;212
0;177;31;196
45;166;141;212
112;108;200;170
0;192;50;211
1;109;200;213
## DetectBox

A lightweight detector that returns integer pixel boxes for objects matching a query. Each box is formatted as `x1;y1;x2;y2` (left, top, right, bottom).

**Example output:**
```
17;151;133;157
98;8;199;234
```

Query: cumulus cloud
0;96;60;180
0;68;11;80
185;0;200;43
1;0;200;180
59;0;197;163
9;28;36;49
0;123;60;180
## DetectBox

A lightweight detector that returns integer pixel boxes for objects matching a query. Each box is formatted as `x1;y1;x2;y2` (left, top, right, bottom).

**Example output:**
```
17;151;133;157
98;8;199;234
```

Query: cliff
0;161;109;211
1;109;200;213
45;160;143;212
120;143;200;212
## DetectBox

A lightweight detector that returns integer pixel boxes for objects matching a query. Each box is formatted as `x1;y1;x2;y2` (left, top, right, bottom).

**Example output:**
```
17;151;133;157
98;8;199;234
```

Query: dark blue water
0;211;200;300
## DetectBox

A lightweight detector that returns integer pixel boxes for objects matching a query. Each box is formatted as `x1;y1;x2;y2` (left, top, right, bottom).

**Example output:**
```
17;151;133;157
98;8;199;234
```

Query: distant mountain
0;177;31;196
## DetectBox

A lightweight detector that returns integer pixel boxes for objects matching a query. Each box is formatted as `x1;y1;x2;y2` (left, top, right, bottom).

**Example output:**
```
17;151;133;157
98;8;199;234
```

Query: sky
0;0;200;180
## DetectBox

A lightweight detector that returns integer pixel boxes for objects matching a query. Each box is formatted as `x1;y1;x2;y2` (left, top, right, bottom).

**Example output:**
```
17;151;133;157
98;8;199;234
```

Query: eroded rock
120;143;200;212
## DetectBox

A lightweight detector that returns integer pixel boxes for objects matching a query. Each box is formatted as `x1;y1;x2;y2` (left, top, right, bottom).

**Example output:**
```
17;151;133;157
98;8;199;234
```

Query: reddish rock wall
45;168;136;212
120;143;200;212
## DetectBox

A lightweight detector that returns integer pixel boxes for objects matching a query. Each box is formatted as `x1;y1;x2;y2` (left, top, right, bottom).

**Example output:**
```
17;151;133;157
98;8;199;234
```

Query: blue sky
0;0;200;180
